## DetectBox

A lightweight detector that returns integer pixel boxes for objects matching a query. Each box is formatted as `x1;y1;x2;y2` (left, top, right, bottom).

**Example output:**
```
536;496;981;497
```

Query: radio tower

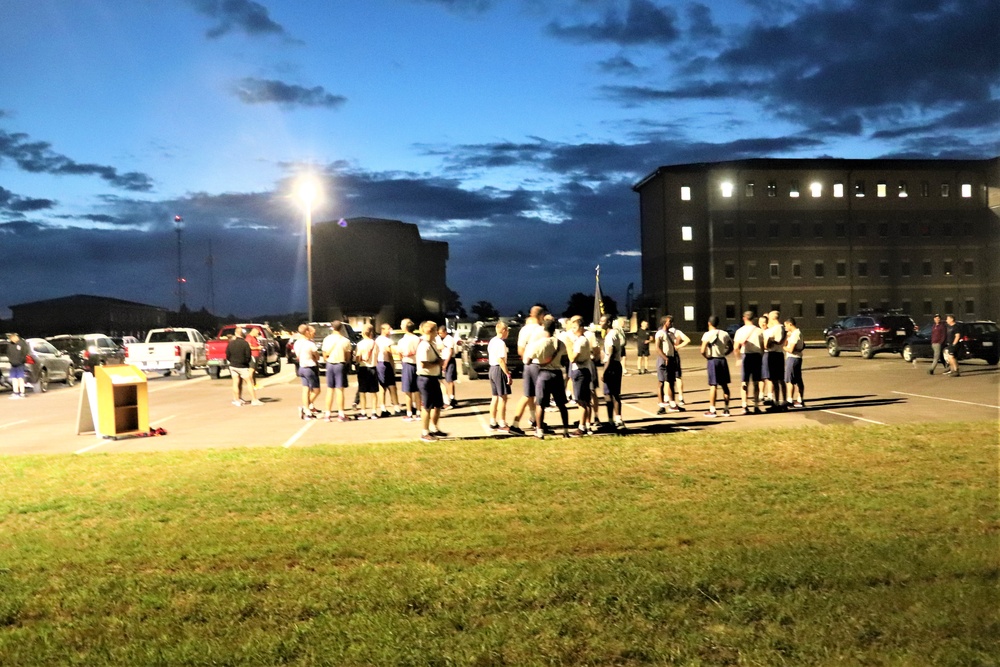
174;215;186;312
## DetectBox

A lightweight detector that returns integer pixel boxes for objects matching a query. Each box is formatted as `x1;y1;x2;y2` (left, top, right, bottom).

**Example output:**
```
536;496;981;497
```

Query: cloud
598;55;644;75
0;187;56;216
548;0;680;45
187;0;291;39
685;3;721;40
231;78;347;109
404;0;494;13
0;129;154;192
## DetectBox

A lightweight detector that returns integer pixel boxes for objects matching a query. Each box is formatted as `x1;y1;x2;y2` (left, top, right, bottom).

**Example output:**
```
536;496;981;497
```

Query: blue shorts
570;366;591;403
376;361;396;388
489;365;510;396
767;351;785;383
357;366;378;394
443;359;457;383
602;360;622;397
741;353;762;383
761;352;771;380
417;375;444;409
298;366;319;389
536;369;566;409
656;356;677;385
8;365;26;380
522;363;540;398
325;362;349;389
784;357;803;385
706;358;730;386
401;363;418;393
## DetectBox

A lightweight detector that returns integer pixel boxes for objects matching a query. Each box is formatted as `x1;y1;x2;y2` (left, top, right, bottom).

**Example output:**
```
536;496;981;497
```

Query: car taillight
25;355;35;365
174;345;181;357
82;350;91;359
124;346;129;358
873;327;890;333
959;335;970;342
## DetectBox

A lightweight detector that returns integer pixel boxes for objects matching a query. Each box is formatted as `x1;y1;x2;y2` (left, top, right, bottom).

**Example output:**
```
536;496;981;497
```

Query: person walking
635;320;652;374
783;317;805;408
226;327;261;406
416;321;447;441
733;311;764;415
5;333;29;399
944;314;961;377
354;323;380;419
927;314;947;374
700;315;732;418
599;314;626;430
293;324;321;419
487;320;512;432
397;318;421;421
320;321;353;422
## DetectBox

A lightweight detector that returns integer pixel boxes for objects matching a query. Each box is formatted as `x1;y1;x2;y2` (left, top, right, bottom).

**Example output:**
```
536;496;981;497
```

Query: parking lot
1;351;997;456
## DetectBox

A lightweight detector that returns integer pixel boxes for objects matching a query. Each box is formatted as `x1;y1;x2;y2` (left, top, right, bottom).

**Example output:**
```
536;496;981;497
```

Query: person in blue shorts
293;325;320;419
783;317;805;408
699;315;732;418
321;321;353;422
416;320;446;441
5;333;29;399
733;310;764;415
487;320;512;431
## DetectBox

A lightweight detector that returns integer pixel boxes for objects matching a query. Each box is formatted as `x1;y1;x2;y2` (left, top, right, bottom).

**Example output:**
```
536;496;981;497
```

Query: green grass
1;422;998;666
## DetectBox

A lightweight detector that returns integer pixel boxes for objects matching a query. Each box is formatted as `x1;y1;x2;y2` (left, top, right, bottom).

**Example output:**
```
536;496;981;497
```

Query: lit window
681;186;691;201
721;181;734;198
681;226;692;241
877;182;887;197
766;181;777;197
745;182;755;197
682;265;694;281
810;182;822;197
898;182;908;198
789;181;800;198
961;183;972;198
683;305;694;322
833;182;844;198
855;180;865;197
943;259;953;276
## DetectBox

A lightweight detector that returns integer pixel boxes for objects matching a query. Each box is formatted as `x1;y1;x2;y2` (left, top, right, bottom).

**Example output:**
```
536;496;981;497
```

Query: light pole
298;178;318;322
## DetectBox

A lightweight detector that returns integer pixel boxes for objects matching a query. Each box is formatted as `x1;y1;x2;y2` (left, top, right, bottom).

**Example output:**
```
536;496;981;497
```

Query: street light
297;177;318;322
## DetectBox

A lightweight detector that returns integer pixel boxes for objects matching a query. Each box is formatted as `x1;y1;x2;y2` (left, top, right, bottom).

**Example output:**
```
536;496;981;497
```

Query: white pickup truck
125;328;208;379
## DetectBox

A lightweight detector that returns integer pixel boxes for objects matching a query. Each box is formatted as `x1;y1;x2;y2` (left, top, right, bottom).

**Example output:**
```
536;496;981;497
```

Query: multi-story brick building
635;157;1000;335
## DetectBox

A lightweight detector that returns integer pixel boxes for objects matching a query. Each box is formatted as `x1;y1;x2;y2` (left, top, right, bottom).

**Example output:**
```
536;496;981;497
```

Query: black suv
825;311;917;359
47;334;125;375
462;320;523;380
902;320;999;365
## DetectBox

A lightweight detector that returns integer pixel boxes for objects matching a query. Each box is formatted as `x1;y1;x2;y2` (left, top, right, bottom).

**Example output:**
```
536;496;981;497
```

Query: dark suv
47;334;125;376
462;320;523;380
902;320;999;365
825;312;917;359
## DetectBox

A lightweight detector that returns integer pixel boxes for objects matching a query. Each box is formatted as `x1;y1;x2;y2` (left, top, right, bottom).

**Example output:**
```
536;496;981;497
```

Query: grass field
1;422;998;666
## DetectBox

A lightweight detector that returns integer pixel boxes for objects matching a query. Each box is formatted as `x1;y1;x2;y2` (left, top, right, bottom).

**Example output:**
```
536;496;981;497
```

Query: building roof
10;294;167;311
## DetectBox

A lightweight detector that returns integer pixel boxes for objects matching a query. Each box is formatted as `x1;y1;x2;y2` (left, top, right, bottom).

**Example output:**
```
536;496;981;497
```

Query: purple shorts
443;358;457;383
401;363;417;394
325;362;349;389
741;353;762;383
570;366;591;403
298;366;319;389
376;361;396;388
8;365;26;380
488;365;510;396
535;369;566;409
706;358;730;387
357;366;378;393
417;375;444;409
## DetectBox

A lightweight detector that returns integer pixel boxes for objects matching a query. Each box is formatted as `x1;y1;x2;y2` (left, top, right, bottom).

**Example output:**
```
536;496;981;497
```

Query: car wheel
860;339;873;359
183;358;193;379
826;338;840;357
987;354;999;366
902;345;914;363
209;366;220;380
65;365;77;386
38;368;50;393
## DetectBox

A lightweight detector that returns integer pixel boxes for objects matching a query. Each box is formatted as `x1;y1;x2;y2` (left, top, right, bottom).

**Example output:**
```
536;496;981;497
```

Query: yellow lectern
94;365;149;438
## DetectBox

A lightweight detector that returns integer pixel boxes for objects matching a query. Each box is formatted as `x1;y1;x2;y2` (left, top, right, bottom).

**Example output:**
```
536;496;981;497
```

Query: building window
900;222;910;237
943;259;953;276
921;181;929;197
792;261;801;278
857;260;868;277
770;302;781;313
964;259;974;276
944;298;954;314
682;265;694;281
813;222;824;238
815;301;825;318
858;299;868;310
810;182;822;197
791;221;801;237
941;183;950;197
833;182;844;198
748;261;758;279
681;226;693;241
835;221;846;237
856;222;867;237
725;303;736;319
879;260;890;278
922;260;932;277
767;181;777;197
815;260;825;278
898;182;908;198
746;222;756;238
923;300;933;316
793;301;804;317
683;305;694;322
721;181;734;198
768;221;780;237
681;186;691;201
789;181;800;198
724;261;735;279
836;260;847;278
901;260;911;277
837;301;848;316
901;299;911;314
961;183;972;198
854;180;865;197
877;182;887;197
770;261;780;278
920;222;931;237
942;221;953;237
965;298;975;315
749;302;759;319
723;222;735;238
878;222;889;237
745;181;755;197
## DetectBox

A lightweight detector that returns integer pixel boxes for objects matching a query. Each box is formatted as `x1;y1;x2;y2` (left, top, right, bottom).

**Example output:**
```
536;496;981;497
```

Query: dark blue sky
1;0;997;318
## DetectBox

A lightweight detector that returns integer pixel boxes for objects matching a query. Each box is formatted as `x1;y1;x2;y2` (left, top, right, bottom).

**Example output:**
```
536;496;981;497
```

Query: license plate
983;341;994;347
896;330;906;335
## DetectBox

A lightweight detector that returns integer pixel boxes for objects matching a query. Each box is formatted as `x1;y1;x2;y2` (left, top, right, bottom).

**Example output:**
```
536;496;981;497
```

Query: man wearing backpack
700;315;732;418
763;310;787;411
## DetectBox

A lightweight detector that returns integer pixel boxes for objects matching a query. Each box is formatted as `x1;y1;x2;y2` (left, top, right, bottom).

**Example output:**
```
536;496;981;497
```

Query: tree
470;300;499;321
445;288;466;319
562;292;618;323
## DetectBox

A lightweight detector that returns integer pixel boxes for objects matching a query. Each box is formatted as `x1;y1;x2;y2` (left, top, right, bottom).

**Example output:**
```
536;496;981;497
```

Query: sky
1;0;997;320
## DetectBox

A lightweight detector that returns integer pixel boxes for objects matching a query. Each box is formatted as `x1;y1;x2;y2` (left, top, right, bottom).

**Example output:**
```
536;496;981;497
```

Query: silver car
17;338;77;392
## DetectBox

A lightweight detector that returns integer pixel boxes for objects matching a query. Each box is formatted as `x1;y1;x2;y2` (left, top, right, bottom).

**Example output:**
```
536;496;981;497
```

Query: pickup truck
205;323;282;379
124;328;208;379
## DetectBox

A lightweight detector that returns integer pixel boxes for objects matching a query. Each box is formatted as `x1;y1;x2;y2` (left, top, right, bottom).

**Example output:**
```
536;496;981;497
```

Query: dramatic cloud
231;78;347;109
0;129;154;192
598;55;643;75
685;3;721;40
0;186;55;216
548;0;680;45
187;0;290;39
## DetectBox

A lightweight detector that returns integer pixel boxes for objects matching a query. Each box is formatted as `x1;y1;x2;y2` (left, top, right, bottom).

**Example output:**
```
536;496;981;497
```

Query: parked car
0;337;77;392
825;311;917;359
46;334;125;375
205;323;282;379
461;320;523;380
902;320;999;365
124;328;208;378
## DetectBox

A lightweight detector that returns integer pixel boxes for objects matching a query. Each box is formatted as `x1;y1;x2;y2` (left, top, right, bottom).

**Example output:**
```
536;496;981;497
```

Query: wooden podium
79;365;149;438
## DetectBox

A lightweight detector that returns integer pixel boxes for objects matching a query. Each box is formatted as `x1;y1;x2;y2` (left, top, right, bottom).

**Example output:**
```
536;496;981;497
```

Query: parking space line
820;409;885;425
75;438;108;455
282;420;316;448
471;405;496;436
0;420;29;430
891;391;999;410
624;402;692;431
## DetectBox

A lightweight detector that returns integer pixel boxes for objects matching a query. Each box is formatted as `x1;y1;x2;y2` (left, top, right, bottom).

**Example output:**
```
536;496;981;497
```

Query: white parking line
820;409;885;425
282;420;315;448
471;405;495;436
75;438;108;455
624;402;692;430
0;420;28;429
891;391;999;410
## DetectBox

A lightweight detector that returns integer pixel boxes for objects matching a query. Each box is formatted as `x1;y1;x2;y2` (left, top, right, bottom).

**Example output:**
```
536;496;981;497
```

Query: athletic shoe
566;400;578;408
232;400;243;407
369;413;379;420
942;370;952;375
534;429;544;440
508;425;525;435
497;426;510;433
753;407;762;415
337;415;349;422
666;405;681;413
249;400;263;407
614;420;626;430
489;422;499;430
656;407;666;415
703;410;717;418
450;398;458;408
677;399;686;407
721;410;731;417
792;401;804;409
430;430;448;438
420;434;437;442
927;369;934;375
356;414;369;420
402;414;416;422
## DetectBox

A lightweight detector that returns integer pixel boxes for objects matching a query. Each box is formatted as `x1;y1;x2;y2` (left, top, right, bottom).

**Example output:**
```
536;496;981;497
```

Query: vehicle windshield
147;331;193;343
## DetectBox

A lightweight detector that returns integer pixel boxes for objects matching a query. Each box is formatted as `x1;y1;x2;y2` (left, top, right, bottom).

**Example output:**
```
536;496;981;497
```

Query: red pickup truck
205;324;282;379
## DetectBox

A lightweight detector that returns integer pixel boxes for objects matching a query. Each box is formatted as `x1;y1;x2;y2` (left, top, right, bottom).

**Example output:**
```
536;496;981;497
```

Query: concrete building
311;217;450;326
9;294;168;337
635;157;1000;335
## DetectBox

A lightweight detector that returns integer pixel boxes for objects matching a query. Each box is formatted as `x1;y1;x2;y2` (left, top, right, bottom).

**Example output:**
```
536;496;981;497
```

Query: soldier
699;315;732;418
375;323;401;416
487;320;512;432
397;318;421;421
599;314;626;430
733;310;764;415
